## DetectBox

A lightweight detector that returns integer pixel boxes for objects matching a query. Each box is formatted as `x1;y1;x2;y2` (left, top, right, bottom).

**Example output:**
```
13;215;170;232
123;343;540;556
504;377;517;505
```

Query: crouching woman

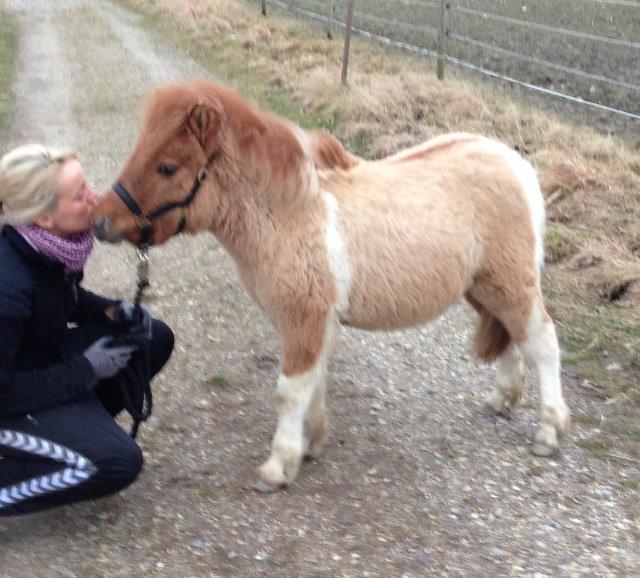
0;144;174;516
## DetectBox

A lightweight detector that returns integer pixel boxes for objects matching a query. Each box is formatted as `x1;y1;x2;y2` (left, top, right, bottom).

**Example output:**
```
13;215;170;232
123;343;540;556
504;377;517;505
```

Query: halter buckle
197;168;208;184
134;213;152;229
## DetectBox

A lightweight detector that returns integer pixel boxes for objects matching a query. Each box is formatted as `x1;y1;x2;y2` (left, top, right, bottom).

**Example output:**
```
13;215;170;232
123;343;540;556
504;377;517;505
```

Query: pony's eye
157;164;177;177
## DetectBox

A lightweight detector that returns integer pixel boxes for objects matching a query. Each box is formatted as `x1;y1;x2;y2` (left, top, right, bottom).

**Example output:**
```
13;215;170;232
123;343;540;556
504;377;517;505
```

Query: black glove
113;300;153;341
83;336;137;380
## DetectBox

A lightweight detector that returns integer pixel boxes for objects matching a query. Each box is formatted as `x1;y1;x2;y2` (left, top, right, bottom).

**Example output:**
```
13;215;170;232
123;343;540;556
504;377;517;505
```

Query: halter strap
112;162;211;247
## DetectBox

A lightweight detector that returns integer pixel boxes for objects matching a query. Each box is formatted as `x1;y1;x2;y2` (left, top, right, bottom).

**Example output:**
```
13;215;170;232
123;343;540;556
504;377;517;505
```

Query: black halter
112;163;211;247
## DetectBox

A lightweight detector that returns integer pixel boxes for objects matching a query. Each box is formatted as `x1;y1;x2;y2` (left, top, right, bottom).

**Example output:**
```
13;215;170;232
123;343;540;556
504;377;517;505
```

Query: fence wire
449;4;640;50
263;0;640;121
449;33;640;93
582;0;640;7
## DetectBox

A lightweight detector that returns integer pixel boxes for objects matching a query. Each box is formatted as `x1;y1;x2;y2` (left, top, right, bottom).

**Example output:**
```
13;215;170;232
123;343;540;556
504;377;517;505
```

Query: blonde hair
0;144;76;228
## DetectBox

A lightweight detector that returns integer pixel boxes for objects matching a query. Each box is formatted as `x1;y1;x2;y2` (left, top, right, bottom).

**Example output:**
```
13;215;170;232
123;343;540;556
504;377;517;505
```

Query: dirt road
0;1;638;576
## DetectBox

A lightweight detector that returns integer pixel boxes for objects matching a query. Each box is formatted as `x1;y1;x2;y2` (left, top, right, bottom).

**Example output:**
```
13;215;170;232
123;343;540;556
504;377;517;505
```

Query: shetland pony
92;79;570;491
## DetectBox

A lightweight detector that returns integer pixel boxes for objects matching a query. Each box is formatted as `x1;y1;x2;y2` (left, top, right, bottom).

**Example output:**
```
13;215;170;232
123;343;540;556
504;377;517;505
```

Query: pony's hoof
252;479;282;493
306;434;328;459
256;459;290;492
530;441;557;457
482;401;500;417
482;402;512;420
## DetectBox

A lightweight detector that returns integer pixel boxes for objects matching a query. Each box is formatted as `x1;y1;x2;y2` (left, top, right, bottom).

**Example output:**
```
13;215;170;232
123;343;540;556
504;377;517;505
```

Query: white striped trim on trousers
0;429;97;510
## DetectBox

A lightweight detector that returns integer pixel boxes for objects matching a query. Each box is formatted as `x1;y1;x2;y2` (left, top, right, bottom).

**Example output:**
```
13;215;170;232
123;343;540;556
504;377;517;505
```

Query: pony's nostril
93;216;108;239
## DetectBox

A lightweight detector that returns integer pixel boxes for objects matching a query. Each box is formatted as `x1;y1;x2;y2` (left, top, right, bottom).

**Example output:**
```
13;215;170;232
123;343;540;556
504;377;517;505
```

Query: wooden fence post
261;0;266;16
437;0;447;79
341;1;354;85
327;1;335;39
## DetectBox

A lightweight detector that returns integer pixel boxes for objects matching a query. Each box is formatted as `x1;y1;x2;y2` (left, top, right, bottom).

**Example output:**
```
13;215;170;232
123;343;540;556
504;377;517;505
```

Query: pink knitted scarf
13;225;94;271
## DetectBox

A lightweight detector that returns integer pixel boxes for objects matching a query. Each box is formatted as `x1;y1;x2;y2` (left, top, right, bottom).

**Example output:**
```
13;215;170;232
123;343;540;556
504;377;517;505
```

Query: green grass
611;416;640;440
205;374;231;388
559;308;639;401
544;224;582;264
576;438;608;457
562;349;600;365
0;10;18;139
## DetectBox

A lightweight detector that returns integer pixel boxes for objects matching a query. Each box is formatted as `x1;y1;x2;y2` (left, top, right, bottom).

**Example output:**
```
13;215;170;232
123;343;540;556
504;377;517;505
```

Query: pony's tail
475;310;511;362
466;294;511;362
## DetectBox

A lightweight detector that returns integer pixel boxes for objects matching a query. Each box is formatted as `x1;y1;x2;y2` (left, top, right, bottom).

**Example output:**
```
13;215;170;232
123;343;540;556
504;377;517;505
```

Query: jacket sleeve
0;291;98;417
72;286;120;325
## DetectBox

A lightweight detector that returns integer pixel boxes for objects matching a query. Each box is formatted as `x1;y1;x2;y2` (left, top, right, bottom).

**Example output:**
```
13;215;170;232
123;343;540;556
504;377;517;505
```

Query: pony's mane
141;80;319;210
306;130;358;171
136;85;197;155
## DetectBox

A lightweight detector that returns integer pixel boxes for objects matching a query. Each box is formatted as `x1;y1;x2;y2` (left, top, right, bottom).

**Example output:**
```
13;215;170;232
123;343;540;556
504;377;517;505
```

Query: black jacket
0;225;118;417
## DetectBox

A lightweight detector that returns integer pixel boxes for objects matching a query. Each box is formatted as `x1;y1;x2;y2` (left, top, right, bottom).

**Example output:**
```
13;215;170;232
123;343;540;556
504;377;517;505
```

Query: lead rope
115;244;153;438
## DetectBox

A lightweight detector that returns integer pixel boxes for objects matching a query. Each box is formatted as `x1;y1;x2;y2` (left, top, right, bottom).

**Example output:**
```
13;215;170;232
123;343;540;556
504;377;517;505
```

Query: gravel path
1;2;638;576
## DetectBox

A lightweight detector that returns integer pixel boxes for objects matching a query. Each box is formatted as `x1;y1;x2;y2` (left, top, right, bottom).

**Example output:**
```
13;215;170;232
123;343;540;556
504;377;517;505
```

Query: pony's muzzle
92;216;124;244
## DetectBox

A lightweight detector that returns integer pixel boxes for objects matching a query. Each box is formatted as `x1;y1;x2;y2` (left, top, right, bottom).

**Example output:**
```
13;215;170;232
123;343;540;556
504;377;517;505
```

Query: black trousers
0;319;174;516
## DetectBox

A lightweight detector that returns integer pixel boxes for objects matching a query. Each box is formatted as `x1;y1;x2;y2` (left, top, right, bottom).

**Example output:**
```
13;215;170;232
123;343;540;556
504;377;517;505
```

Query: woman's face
35;158;97;236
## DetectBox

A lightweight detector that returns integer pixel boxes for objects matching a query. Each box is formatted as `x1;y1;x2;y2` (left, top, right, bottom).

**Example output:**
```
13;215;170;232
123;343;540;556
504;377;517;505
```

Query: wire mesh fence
262;0;640;123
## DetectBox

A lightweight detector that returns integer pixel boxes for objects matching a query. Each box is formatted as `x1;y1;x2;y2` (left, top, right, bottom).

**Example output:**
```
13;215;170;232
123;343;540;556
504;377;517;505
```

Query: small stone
535;540;547;550
367;468;378;476
214;475;231;487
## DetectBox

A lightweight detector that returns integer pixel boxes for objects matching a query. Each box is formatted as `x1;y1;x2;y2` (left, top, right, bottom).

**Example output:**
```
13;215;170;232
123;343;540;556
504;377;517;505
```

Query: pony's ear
186;100;223;156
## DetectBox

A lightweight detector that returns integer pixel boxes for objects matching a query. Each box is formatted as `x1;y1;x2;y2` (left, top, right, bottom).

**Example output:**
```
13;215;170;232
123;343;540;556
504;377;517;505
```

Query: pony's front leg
256;314;334;492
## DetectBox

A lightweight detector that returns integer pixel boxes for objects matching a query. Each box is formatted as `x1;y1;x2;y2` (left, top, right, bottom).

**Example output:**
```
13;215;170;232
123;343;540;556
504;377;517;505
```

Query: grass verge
0;9;18;141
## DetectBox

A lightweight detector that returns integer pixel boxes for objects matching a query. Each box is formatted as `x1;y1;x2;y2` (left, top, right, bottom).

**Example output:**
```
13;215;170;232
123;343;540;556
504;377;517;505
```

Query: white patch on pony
484;139;546;269
485;342;525;413
321;190;353;316
258;318;337;487
513;155;545;269
274;351;328;446
519;298;569;453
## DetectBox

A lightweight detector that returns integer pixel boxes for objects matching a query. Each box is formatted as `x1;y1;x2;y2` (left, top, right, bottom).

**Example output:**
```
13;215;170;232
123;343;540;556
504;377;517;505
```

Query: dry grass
119;0;640;398
292;0;640;129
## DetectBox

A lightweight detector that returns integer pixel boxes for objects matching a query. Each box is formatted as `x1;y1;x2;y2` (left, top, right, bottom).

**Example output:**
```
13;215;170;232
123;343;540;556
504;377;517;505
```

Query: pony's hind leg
519;298;570;456
469;281;570;455
466;295;524;417
484;342;525;417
